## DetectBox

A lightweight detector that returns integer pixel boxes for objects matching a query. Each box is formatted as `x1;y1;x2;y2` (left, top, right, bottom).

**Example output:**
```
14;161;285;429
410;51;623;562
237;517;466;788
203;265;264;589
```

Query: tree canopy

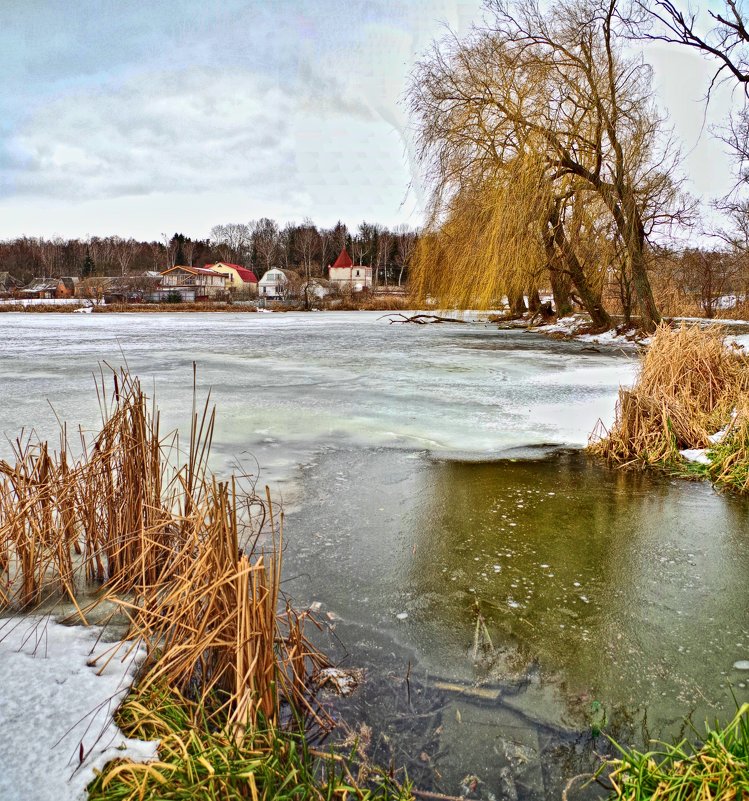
408;0;689;330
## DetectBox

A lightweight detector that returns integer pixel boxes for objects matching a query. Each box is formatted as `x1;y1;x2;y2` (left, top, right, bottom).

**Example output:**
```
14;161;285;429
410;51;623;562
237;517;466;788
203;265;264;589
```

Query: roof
24;278;61;291
0;272;20;290
59;277;78;292
160;265;222;277
259;269;287;283
206;263;258;283
332;248;353;269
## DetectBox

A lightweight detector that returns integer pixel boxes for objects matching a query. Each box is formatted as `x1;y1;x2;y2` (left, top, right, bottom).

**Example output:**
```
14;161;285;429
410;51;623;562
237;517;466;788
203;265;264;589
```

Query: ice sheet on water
0;618;158;801
0;312;636;486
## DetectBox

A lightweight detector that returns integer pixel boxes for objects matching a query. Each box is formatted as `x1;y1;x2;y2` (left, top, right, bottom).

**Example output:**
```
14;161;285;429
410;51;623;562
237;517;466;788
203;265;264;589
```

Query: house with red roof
158;265;229;301
206;263;258;296
328;248;372;292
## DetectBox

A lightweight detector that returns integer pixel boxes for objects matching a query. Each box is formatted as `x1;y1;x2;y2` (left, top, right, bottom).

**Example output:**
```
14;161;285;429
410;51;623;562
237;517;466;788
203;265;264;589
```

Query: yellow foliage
410;157;548;309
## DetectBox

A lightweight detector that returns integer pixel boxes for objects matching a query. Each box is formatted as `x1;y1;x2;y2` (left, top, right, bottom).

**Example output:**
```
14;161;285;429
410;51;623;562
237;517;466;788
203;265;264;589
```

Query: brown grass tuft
0;367;327;733
590;323;749;466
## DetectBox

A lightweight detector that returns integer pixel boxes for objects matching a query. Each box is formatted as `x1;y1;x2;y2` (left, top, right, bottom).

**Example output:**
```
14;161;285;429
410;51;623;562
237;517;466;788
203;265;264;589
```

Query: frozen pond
0;311;634;498
1;311;748;799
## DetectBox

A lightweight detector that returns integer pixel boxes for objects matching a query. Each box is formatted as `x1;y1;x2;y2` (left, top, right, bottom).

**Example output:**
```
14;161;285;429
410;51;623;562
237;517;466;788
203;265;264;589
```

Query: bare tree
393;224;417;287
353;222;378;267
279;223;296;270
210;223;252;264
86;236;117;275
375;229;393;287
161;233;178;270
295;218;320;309
635;2;749;216
636;1;749;86
679;247;745;316
110;236;137;276
33;236;67;277
250;218;280;276
329;221;349;256
182;238;196;267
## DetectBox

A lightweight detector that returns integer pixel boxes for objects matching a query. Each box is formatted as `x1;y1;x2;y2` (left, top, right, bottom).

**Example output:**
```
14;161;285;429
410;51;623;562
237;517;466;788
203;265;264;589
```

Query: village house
20;278;67;300
158;265;229;301
258;268;289;300
327;248;373;292
0;272;21;296
206;263;258;295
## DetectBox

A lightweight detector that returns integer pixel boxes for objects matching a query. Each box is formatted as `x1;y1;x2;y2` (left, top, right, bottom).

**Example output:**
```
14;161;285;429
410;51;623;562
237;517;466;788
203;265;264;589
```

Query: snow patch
680;448;711;465
0;617;158;801
728;333;749;352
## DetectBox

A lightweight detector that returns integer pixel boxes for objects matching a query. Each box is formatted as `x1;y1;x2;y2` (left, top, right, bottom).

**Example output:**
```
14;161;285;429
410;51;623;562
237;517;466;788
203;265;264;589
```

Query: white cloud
4;68;296;200
2;0;733;240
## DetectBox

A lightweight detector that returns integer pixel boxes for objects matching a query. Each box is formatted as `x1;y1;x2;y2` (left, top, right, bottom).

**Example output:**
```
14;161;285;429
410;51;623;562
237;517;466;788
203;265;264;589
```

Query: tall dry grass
590;324;749;479
0;367;325;733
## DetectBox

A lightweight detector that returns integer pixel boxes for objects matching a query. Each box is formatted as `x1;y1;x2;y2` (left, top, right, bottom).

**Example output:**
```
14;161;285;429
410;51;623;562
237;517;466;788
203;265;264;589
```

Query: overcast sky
0;0;739;240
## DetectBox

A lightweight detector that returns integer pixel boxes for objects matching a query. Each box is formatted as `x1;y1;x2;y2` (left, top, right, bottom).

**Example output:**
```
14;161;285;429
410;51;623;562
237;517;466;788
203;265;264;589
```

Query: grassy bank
88;686;410;801
601;704;749;800
589;323;749;493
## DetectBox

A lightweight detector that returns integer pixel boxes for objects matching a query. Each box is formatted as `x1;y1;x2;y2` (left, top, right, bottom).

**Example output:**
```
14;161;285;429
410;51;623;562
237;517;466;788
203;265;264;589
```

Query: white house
258;269;288;300
328;248;373;292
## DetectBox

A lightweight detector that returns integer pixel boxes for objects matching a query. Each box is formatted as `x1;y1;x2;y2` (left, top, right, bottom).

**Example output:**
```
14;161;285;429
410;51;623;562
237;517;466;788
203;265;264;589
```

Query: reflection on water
285;448;749;798
408;453;749;720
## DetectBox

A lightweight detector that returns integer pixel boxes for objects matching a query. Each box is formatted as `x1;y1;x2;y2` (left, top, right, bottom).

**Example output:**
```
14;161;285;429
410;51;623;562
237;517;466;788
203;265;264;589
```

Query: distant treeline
0;219;418;286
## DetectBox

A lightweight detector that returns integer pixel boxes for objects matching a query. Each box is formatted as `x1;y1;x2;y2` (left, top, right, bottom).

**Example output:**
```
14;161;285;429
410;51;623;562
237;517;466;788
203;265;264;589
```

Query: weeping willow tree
410;157;545;309
411;153;617;328
408;0;688;332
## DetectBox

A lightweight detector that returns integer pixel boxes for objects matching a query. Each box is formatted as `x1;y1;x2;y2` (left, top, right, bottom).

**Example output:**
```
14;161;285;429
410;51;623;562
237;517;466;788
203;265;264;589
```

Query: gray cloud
4;68;296;199
0;1;483;236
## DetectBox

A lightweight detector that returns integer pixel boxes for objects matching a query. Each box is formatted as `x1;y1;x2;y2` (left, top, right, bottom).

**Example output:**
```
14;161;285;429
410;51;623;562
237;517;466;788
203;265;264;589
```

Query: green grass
88;687;412;801
600;703;749;800
650;417;749;494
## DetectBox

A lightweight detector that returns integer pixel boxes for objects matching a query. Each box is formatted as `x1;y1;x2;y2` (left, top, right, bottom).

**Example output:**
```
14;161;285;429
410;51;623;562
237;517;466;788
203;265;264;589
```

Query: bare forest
0;220;417;289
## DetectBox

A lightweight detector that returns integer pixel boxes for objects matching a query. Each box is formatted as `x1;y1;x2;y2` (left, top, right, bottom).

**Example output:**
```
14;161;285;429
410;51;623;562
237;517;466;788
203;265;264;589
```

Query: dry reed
590;323;749;477
0;366;326;734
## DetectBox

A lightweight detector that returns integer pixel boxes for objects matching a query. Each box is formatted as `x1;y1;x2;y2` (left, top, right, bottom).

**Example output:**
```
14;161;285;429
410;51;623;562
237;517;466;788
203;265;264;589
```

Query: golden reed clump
590;323;749;471
0;368;326;733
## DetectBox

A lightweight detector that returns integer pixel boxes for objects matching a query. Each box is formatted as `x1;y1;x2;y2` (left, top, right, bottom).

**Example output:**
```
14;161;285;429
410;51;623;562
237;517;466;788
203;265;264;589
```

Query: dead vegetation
0;367;326;735
589;324;749;490
0;367;419;800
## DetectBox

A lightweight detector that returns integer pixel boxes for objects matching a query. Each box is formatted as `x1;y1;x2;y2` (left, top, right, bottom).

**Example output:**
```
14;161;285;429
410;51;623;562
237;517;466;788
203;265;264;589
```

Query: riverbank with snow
0;618;157;801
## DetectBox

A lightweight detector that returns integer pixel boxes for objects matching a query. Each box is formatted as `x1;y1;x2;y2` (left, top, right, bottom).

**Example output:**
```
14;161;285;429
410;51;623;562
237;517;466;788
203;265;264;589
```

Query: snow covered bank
529;314;749;351
529;314;651;347
0;618;158;801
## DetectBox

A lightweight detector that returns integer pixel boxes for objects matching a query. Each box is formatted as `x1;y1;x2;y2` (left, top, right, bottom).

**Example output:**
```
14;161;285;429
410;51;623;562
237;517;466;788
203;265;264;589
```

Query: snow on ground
530;314;649;347
680;448;711;465
0;617;158;801
673;315;749;327
531;313;749;349
728;333;749;351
